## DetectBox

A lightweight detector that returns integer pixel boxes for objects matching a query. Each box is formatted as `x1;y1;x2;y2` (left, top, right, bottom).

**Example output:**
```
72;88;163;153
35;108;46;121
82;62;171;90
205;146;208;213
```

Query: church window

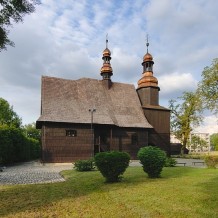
66;130;77;137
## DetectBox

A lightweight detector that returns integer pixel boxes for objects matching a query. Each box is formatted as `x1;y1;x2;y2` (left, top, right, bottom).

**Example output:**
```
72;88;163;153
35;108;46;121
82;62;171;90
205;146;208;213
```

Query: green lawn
0;167;218;218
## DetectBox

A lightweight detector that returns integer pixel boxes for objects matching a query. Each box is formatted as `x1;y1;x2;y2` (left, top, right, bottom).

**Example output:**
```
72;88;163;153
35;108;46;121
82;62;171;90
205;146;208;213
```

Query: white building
189;133;210;152
170;132;210;153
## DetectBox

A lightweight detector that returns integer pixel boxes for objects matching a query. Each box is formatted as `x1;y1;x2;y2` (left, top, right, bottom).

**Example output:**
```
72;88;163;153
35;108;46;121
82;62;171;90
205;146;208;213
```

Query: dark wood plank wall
41;123;150;162
41;123;92;162
94;126;148;159
111;128;148;159
143;109;170;133
137;87;159;105
143;109;171;155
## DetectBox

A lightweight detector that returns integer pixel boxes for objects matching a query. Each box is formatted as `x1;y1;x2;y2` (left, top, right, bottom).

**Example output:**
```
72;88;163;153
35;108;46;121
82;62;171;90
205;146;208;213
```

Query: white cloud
195;115;218;134
0;0;218;134
159;72;197;96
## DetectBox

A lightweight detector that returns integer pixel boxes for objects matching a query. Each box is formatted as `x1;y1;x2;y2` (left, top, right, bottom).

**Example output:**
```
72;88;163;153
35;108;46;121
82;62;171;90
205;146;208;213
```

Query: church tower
100;36;113;89
137;38;160;106
136;37;171;155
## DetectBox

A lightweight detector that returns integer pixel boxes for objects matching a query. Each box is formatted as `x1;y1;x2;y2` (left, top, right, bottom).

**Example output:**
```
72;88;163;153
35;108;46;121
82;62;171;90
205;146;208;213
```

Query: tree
210;133;218;151
23;122;40;141
190;135;208;152
0;97;22;128
197;58;218;114
0;0;39;51
169;91;203;153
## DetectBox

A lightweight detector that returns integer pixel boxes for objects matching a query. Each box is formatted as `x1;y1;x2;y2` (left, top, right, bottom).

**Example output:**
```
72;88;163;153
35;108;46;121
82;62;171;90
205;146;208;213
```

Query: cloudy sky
0;0;217;133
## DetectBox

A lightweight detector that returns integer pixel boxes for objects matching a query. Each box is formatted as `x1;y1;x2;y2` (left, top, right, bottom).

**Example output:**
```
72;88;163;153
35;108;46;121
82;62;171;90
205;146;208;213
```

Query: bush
94;151;130;182
0;125;40;164
74;158;95;171
204;156;218;168
137;146;166;178
164;157;177;167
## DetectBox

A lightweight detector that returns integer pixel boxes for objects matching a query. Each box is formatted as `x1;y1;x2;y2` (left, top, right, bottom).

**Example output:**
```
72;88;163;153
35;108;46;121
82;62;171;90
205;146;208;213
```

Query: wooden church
36;39;170;162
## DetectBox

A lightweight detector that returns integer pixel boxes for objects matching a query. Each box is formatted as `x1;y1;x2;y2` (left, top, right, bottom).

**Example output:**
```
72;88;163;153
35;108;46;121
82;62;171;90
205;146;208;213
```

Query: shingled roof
37;76;153;129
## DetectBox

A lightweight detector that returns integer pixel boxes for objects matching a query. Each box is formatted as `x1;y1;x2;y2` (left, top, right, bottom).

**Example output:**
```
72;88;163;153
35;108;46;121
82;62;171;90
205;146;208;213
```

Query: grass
1;167;218;218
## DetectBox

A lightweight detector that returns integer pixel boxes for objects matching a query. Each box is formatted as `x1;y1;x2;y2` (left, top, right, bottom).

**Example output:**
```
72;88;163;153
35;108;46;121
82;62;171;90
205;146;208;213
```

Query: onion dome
100;36;113;80
101;63;113;74
103;48;111;57
137;71;158;89
143;52;153;62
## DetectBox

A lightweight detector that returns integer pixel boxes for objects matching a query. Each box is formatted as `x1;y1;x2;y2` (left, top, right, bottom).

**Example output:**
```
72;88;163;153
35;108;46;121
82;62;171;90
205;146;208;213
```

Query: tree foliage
23;122;40;141
0;0;39;51
0;97;41;164
197;58;218;114
0;97;22;128
210;133;218;151
169;91;203;152
190;135;208;152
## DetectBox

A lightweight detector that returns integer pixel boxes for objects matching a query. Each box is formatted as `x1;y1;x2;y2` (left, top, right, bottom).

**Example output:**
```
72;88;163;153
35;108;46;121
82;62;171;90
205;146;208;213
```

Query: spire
100;35;113;81
136;38;160;106
137;38;159;90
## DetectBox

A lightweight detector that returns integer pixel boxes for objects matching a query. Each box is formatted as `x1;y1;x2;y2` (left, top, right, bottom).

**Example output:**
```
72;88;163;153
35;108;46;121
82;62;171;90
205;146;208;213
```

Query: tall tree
197;58;218;114
210;133;218;151
0;97;22;128
0;0;39;51
169;91;203;153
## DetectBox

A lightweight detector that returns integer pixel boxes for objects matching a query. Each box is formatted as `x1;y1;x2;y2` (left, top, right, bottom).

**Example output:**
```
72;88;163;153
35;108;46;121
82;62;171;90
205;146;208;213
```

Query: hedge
0;126;40;164
204;155;218;168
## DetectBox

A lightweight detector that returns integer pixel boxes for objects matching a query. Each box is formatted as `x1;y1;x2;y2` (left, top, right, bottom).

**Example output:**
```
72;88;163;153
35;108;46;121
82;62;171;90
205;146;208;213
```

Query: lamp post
89;108;96;157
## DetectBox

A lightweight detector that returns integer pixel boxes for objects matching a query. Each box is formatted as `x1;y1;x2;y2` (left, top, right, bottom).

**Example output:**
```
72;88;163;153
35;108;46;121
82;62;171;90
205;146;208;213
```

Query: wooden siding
110;127;148;159
94;126;148;159
143;109;171;155
143;109;170;133
41;123;92;162
41;121;170;162
41;122;150;162
137;87;159;106
148;130;171;155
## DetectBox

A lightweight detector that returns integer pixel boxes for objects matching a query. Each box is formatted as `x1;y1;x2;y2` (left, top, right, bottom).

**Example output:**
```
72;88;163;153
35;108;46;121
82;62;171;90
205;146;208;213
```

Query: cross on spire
146;34;149;53
106;33;108;48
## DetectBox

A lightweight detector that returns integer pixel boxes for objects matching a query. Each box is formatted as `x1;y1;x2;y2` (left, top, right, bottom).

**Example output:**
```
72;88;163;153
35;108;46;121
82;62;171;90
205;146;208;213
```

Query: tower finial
106;33;108;48
146;34;149;53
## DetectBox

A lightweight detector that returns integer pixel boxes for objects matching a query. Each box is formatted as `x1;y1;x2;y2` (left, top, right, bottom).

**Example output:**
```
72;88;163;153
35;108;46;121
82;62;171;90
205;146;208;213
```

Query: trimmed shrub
204;156;218;168
137;146;166;178
94;151;130;182
74;158;95;171
164;157;177;167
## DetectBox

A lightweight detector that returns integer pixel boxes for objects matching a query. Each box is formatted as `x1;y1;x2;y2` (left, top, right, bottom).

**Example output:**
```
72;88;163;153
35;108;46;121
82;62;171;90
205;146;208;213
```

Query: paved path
0;158;205;185
0;161;73;185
